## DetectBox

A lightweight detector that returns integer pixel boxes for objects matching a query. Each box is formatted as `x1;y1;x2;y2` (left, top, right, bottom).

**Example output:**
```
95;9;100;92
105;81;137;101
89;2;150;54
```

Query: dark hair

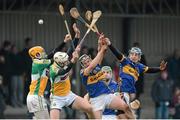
25;37;32;45
132;42;140;47
82;45;88;50
3;40;11;48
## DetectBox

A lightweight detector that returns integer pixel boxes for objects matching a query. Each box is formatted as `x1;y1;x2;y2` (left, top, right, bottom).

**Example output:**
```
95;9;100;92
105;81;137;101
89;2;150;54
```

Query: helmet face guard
53;52;69;67
101;66;112;79
129;47;142;56
101;66;112;74
79;54;91;68
128;47;142;62
29;46;47;59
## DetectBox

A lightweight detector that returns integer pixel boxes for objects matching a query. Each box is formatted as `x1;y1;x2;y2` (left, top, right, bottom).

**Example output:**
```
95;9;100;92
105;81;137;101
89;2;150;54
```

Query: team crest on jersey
54;73;69;83
92;67;101;74
61;75;68;81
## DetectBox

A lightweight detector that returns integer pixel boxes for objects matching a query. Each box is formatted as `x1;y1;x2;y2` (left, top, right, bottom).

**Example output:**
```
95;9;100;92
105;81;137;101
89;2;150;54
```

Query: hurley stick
59;4;72;40
85;10;99;33
70;7;98;33
79;10;102;46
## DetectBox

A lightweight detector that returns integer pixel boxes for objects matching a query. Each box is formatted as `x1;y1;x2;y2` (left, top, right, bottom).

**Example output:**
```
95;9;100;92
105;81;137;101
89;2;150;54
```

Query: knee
84;105;93;113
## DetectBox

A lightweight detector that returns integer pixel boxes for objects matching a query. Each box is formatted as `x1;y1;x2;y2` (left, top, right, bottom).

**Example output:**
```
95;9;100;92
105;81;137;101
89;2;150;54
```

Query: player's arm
67;23;80;56
47;34;71;59
145;60;167;73
107;40;124;62
84;44;107;75
98;34;108;65
57;45;80;75
57;62;74;75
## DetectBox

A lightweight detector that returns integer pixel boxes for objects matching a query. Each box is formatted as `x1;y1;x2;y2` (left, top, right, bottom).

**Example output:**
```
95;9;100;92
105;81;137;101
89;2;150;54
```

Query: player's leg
50;95;65;119
108;95;135;119
27;95;50;119
120;78;136;104
117;113;128;119
34;110;49;119
72;96;96;119
50;109;60;119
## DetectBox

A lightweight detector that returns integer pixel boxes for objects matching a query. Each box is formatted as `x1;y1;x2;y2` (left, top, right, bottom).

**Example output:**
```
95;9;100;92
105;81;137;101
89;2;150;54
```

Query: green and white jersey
29;59;51;96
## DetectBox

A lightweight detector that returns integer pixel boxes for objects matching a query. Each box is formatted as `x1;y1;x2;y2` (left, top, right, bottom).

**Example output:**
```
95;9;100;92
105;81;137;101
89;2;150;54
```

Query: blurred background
0;0;180;119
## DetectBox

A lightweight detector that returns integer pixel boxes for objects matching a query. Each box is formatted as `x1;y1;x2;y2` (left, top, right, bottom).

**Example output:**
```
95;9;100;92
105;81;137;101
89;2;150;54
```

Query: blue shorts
120;78;136;93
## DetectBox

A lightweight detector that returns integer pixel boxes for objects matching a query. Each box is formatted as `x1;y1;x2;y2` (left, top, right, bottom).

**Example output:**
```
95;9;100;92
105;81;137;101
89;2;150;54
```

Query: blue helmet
129;47;142;56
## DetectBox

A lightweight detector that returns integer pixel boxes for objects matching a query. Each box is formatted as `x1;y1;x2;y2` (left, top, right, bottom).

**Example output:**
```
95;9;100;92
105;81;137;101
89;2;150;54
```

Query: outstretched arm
97;34;108;65
57;45;80;75
145;60;167;73
107;40;124;62
84;44;107;75
67;23;80;56
47;34;71;59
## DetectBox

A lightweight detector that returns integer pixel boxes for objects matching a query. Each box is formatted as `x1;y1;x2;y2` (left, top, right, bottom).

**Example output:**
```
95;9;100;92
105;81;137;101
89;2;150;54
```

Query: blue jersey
103;80;119;115
80;64;111;98
119;58;148;93
107;80;119;93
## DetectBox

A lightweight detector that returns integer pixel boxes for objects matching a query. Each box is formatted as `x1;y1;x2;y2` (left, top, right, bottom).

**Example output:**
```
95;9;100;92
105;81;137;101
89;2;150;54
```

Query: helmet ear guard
29;46;46;59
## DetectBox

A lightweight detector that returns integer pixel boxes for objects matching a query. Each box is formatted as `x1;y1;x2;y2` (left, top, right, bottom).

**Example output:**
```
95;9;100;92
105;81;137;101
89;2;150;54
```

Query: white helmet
53;52;69;66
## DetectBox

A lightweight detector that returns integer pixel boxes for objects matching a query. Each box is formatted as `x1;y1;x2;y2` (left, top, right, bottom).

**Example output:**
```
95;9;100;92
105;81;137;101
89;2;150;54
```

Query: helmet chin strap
36;52;47;60
54;61;62;67
80;61;85;68
55;60;69;68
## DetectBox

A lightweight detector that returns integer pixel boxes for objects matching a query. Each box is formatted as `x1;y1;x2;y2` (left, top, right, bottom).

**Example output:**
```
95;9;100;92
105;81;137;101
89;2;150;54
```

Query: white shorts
102;115;117;119
89;94;115;111
50;91;77;110
26;94;48;113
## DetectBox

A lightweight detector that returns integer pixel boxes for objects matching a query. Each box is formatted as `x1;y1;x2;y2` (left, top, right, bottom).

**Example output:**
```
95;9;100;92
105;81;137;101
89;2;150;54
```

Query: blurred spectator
167;49;180;86
0;75;6;118
151;70;174;119
0;40;13;105
169;87;180;119
173;87;180;106
173;93;180;118
0;54;5;75
10;44;24;107
132;42;147;118
19;38;32;104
